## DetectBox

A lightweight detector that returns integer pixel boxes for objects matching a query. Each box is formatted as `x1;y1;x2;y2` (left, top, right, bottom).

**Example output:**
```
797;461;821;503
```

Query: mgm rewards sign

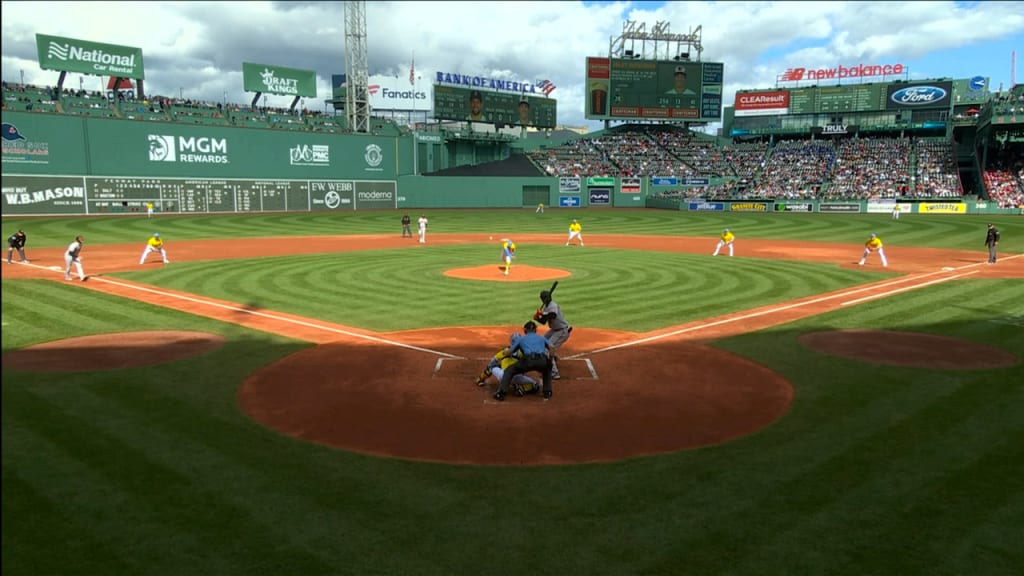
36;33;145;78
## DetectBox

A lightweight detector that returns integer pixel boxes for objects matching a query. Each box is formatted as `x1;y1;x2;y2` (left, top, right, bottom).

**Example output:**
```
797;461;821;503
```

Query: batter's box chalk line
433;357;599;380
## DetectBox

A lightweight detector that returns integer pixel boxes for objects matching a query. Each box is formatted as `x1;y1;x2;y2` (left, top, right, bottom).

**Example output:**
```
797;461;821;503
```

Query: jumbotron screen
432;85;557;129
585;57;724;122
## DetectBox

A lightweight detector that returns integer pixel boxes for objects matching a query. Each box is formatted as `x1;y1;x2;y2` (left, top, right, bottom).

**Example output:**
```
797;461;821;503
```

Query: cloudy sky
2;1;1022;131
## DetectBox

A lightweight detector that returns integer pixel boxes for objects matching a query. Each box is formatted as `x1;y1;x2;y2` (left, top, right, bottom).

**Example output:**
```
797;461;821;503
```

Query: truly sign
36;34;144;78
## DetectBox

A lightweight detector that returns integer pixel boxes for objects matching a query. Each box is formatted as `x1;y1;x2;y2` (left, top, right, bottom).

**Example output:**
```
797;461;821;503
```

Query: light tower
344;0;370;133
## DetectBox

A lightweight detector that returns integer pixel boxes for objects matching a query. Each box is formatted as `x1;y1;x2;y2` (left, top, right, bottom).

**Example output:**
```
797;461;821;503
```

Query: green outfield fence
3;110;1021;215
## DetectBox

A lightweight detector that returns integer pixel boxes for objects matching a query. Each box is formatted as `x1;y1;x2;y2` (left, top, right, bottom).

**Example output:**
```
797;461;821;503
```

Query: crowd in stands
982;152;1024;209
913;139;962;197
828;137;911;199
528;125;974;201
2;81;345;133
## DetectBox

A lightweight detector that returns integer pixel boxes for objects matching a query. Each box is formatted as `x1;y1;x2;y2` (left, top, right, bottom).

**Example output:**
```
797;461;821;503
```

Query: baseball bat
549;280;559;296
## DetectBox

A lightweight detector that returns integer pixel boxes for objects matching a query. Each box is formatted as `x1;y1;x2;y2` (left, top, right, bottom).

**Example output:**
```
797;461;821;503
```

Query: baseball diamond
2;212;1022;576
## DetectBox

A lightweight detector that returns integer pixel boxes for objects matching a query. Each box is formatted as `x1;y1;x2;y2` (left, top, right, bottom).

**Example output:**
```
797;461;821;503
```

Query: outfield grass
3;210;1023;575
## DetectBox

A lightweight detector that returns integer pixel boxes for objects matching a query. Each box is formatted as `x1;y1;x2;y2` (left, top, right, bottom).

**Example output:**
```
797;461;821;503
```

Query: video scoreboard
584;57;724;122
432;85;557;129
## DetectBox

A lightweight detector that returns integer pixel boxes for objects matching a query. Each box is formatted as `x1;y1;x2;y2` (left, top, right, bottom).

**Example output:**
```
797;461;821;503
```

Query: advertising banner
734;90;790;116
559;176;581;193
36;34;144;78
354;181;397;210
918;202;966;214
651;176;678;186
589;189;610;205
885;81;953;111
774;202;814;212
687;202;725;212
366;74;431;111
243;62;317;97
681;177;710;186
621;176;641;193
587;177;615;186
1;175;87;214
729;202;769;212
819;203;861;213
559;195;581;207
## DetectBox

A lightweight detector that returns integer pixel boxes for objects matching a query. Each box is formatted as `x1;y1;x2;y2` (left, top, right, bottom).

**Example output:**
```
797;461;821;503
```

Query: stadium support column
344;0;370;134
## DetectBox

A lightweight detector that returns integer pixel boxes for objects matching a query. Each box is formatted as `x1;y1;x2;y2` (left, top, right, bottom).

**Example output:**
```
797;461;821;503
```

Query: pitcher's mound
799;329;1017;369
2;330;226;372
444;264;571;282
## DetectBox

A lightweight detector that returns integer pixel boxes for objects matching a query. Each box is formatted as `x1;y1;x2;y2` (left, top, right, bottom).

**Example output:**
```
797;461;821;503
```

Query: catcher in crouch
474;332;542;396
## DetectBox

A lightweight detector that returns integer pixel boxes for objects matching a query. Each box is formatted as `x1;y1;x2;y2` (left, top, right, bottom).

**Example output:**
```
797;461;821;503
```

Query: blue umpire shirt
510;332;550;357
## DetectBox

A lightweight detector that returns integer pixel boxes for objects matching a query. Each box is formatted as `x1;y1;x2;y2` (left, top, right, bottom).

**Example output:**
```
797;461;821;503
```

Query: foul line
840;270;978;306
569;266;979;358
74;273;463;359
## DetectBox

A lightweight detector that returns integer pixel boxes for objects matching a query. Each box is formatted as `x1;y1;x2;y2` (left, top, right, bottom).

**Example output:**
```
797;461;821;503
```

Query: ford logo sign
968;76;986;91
890;86;947;106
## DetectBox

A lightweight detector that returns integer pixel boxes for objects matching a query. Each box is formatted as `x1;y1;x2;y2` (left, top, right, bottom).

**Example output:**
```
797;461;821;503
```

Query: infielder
139;232;170;264
418;213;428;244
64;235;86;281
7;229;27;264
534;289;572;380
859;233;888;267
475;332;541;396
712;228;735;256
566;219;584;246
500;239;516;276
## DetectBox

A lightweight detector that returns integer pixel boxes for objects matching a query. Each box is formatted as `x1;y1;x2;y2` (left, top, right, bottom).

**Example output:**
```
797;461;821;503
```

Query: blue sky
2;1;1021;130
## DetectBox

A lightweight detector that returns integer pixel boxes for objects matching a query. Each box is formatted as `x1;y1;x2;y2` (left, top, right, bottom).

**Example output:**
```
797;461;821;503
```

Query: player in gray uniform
534;289;572;380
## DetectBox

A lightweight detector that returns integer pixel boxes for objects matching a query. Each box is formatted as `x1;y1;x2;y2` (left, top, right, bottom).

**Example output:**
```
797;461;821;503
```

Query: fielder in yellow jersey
566;219;584;246
501;239;516;276
712;228;735;256
859;233;888;267
139;232;170;265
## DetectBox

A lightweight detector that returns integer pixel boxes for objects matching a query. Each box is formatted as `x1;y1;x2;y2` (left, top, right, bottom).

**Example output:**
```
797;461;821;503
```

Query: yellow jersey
147;236;164;249
721;231;735;243
865;236;883;250
569;222;582;233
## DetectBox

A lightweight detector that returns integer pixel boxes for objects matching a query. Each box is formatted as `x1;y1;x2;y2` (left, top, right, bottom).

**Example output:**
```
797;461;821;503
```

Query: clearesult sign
243;62;317;98
36;33;144;78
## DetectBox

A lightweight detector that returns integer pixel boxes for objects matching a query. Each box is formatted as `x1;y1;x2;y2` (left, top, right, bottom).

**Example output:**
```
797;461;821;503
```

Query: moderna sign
779;63;905;82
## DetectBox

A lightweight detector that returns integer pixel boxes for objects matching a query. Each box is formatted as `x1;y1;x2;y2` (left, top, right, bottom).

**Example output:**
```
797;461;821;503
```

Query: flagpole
410;50;416;126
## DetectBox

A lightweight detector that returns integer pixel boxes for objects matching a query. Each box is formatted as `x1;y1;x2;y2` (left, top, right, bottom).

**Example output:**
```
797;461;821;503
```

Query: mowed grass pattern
3;210;1023;576
120;244;886;332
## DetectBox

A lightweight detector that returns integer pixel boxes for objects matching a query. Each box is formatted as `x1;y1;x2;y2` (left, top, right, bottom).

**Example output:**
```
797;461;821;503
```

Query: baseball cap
470;90;482;101
675;65;687;76
154;232;160;237
870;233;877;238
572;218;578;222
724;228;729;232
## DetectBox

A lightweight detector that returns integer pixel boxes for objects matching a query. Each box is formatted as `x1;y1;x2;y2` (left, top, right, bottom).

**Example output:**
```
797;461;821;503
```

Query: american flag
409;53;415;86
537;79;556;96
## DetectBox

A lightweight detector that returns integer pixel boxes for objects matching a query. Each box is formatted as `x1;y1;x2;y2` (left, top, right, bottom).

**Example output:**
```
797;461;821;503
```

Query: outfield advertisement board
918;202;965;214
886;81;953;110
589;189;610;205
819;203;862;213
559;177;581;193
729;202;769;212
734;91;790;116
36;33;144;78
585;57;724;122
243;62;317;97
688;202;725;211
774;202;814;212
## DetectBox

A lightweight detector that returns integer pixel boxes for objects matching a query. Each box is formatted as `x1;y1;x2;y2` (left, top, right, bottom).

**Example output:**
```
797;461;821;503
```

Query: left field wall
0;111;570;214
